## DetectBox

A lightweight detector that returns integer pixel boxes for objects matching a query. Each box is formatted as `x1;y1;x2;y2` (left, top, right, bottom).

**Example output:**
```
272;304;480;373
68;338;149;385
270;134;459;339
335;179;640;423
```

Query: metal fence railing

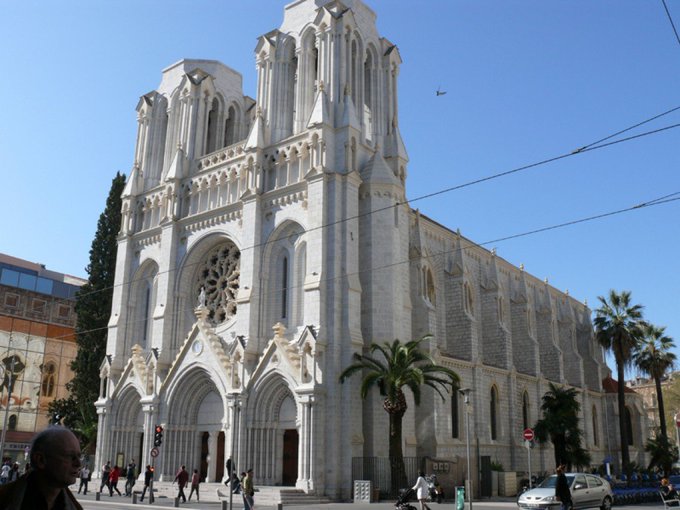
351;456;424;499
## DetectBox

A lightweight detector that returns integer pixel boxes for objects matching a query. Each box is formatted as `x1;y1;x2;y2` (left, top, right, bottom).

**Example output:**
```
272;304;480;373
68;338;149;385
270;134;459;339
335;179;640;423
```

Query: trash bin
456;486;465;510
372;488;380;502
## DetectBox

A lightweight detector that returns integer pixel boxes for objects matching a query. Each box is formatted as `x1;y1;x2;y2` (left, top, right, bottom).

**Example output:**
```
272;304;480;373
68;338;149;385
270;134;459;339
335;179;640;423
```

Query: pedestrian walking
188;469;200;501
109;465;122;496
412;470;431;510
174;465;189;503
555;465;572;510
140;465;153;502
124;461;136;496
78;465;91;494
0;461;10;484
100;461;111;493
8;463;20;483
242;468;255;510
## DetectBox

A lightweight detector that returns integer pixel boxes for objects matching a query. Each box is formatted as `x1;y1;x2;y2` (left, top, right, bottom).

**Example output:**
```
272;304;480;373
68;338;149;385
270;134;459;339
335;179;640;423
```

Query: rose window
195;243;240;325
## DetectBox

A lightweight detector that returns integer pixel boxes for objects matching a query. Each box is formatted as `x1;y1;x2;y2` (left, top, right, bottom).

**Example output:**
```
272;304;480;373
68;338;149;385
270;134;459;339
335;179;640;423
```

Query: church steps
148;482;332;505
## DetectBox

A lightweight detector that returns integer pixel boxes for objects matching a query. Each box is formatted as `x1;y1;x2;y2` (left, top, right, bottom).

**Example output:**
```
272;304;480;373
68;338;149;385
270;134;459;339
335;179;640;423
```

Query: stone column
141;403;156;474
207;430;217;482
94;405;108;477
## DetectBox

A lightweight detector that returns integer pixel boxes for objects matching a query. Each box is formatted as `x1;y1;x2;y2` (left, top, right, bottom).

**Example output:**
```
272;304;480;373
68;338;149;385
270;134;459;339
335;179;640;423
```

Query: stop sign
523;428;535;441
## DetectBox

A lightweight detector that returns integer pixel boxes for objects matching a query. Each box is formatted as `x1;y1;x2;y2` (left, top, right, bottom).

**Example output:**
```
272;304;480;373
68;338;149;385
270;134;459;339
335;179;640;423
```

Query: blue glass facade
0;262;80;300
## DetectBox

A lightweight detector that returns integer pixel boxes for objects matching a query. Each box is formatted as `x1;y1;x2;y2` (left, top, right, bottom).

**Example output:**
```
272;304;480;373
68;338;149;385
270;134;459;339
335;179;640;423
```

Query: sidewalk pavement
72;488;519;510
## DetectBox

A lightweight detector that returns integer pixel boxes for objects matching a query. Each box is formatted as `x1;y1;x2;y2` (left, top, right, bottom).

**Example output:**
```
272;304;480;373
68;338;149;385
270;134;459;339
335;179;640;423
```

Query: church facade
95;0;646;498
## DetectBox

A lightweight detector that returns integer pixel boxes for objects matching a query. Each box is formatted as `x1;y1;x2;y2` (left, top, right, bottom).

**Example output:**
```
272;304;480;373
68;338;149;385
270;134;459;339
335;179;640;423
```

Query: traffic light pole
150;456;155;504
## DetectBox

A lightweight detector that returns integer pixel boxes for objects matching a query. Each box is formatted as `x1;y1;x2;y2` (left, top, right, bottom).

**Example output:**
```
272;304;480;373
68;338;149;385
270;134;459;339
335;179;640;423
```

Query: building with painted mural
0;253;85;463
95;0;647;499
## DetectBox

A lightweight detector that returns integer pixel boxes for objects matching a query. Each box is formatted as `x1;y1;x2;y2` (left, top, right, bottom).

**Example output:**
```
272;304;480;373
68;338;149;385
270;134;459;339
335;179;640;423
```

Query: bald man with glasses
0;426;84;510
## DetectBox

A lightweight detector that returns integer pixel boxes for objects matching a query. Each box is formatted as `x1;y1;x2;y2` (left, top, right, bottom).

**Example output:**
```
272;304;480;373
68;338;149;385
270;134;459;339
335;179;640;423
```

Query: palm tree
634;323;676;440
594;290;644;472
339;336;459;494
534;383;591;469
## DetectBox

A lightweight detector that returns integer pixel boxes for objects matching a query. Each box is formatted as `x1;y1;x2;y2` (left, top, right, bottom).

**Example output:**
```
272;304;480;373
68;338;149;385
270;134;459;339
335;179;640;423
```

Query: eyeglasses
49;452;82;463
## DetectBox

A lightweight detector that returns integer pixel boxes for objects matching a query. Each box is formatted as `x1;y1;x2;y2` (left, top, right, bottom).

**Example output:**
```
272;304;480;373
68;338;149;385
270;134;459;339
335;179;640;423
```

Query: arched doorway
110;388;144;472
245;375;299;486
166;369;226;482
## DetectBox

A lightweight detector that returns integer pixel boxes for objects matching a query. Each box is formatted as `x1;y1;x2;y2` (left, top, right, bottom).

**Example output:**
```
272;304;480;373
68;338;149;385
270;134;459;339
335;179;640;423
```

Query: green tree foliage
662;375;680;440
339;336;459;494
49;172;125;453
645;435;679;474
594;289;644;471
634;324;676;440
534;383;591;470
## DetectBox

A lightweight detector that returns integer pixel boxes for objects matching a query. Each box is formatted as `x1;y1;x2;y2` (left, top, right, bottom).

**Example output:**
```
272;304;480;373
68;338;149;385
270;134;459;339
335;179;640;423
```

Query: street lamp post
459;388;473;510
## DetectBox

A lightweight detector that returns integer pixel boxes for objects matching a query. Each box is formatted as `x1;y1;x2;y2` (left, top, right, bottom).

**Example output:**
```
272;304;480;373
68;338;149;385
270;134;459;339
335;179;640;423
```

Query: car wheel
600;496;612;510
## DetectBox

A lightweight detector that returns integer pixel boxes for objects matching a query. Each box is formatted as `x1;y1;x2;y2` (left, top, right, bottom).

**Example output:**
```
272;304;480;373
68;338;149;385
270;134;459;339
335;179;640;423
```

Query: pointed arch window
41;362;56;397
422;266;436;306
8;414;17;431
205;97;220;154
592;405;599;446
281;255;289;319
490;386;499;440
522;391;530;430
224;105;238;147
142;284;151;343
625;407;634;446
464;281;474;315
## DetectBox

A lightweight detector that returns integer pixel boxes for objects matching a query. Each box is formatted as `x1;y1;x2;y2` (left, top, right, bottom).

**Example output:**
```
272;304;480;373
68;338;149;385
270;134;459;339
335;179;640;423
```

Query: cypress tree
49;171;125;452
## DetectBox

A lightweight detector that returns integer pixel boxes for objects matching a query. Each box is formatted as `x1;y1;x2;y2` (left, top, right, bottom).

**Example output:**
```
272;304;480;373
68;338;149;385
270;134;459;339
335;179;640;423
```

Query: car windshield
539;475;575;488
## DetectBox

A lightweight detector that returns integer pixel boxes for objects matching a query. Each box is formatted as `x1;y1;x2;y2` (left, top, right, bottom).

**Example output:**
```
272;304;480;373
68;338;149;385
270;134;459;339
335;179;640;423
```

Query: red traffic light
155;425;163;434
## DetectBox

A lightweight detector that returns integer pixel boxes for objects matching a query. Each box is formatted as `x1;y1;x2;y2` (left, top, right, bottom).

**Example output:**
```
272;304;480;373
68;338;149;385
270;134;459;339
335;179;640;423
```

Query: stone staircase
149;482;333;505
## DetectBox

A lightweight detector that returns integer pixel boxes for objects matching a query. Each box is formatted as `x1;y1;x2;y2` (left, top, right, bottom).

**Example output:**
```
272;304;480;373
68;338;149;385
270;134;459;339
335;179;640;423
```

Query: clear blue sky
1;0;678;375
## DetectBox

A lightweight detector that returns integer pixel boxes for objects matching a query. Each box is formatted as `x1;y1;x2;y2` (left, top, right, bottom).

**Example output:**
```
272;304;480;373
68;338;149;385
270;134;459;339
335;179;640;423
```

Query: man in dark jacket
555;465;572;510
139;465;154;502
174;465;189;503
0;426;84;510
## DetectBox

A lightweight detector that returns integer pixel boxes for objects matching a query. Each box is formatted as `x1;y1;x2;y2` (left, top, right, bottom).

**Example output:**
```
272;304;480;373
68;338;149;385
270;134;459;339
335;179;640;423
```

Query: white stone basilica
95;0;647;499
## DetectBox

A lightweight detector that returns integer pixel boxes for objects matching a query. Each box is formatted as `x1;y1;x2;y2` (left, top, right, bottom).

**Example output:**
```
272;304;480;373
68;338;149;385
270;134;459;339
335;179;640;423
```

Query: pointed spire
486;251;499;290
163;145;185;182
341;85;360;129
448;233;466;276
361;144;399;185
122;164;142;197
513;265;529;303
384;118;409;162
307;81;330;128
245;107;265;150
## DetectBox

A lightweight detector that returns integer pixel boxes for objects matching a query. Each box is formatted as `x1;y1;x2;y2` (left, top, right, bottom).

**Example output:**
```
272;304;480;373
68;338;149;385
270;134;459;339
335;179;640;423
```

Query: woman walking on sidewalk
188;469;200;501
412;471;431;510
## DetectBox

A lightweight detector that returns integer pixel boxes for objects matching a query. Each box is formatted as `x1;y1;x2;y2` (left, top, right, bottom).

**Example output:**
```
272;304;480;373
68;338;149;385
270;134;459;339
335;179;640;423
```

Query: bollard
132;492;137;504
222;501;228;510
174;496;180;507
95;492;100;501
277;502;283;510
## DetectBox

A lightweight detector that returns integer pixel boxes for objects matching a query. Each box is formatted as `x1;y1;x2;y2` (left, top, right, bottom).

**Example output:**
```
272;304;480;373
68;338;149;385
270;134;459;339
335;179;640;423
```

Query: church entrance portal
282;429;299;486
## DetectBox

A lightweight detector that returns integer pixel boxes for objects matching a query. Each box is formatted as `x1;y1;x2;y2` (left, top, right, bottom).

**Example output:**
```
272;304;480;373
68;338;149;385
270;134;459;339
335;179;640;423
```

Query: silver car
517;473;613;510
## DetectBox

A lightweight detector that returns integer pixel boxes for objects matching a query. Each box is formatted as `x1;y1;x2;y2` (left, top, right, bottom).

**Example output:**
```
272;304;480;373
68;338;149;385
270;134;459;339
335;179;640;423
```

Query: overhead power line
40;190;680;342
64;106;680;304
662;0;680;49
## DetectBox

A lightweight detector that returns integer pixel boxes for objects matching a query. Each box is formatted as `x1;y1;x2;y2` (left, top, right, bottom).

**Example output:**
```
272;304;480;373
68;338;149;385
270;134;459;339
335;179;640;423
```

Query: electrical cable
662;0;680;49
57;110;680;304
42;190;679;342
